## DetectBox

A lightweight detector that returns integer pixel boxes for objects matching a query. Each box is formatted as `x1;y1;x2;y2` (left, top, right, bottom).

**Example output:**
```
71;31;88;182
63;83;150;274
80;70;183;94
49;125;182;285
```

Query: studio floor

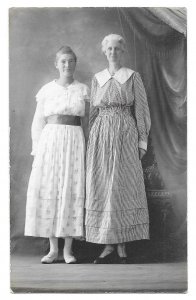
10;254;187;293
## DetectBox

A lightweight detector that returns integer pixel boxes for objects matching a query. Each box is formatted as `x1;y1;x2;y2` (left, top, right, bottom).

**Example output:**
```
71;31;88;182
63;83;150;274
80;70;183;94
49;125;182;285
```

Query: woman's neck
108;63;122;75
56;76;74;87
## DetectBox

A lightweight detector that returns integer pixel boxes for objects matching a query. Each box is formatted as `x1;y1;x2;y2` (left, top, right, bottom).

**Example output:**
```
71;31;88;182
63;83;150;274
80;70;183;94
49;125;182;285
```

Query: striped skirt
85;106;149;244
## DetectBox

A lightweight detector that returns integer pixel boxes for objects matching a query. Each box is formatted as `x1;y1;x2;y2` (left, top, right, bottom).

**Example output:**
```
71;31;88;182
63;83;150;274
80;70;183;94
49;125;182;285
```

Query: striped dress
85;68;151;244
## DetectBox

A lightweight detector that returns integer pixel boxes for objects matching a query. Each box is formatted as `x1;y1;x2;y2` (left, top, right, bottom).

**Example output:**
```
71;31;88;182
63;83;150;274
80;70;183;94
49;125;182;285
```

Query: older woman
85;34;151;263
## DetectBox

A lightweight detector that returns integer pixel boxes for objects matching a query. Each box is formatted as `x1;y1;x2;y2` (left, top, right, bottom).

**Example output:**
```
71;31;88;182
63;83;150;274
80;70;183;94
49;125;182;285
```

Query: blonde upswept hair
55;46;77;63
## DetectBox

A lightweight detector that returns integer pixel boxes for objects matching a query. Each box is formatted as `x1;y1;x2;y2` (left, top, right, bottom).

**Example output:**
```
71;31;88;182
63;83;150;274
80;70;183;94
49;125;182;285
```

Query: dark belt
47;114;81;126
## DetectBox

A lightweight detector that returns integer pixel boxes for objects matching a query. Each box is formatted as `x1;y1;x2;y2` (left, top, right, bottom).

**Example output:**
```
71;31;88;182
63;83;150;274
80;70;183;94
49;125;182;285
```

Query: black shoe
93;251;114;264
118;257;128;264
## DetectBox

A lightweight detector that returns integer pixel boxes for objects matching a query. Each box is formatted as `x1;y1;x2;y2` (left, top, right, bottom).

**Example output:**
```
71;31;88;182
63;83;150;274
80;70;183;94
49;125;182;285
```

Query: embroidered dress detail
25;80;90;238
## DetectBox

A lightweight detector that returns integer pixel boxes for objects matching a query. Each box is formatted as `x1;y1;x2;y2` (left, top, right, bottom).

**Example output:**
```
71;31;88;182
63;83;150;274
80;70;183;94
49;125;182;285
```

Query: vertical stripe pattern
85;72;151;244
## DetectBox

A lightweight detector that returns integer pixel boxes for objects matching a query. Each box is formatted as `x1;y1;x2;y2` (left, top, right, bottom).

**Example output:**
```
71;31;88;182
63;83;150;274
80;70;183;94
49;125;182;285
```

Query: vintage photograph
9;7;187;293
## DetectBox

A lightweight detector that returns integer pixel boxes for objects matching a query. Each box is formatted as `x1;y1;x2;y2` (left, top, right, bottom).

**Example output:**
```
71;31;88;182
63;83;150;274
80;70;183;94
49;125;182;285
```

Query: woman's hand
139;148;146;160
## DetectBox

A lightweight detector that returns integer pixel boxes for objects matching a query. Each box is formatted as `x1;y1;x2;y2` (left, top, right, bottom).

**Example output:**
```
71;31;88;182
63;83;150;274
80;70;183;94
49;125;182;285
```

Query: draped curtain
118;7;187;226
147;7;186;36
10;7;187;254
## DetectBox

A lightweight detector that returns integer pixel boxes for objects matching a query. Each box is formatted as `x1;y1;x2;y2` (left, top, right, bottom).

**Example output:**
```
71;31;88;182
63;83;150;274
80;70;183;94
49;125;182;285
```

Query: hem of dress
85;224;149;244
85;236;150;245
24;233;84;239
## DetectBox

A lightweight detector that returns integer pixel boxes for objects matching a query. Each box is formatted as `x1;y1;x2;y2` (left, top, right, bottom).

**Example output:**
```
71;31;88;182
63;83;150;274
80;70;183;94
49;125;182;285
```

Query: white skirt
25;124;85;238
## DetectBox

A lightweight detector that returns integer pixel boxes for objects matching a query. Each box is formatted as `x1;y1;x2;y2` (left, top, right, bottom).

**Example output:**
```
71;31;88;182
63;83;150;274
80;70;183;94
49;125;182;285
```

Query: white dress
25;80;89;238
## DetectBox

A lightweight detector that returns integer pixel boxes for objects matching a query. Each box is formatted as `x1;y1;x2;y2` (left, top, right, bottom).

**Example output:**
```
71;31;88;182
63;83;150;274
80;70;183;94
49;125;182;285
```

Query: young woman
25;46;89;264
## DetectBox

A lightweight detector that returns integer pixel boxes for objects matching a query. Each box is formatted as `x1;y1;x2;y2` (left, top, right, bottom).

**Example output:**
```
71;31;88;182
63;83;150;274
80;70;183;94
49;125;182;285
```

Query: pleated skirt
85;107;149;244
25;124;85;238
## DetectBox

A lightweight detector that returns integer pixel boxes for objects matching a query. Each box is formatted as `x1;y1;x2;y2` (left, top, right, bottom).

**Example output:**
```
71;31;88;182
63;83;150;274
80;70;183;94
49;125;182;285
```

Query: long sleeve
89;77;99;131
81;84;90;144
31;98;46;156
134;72;151;151
82;84;90;103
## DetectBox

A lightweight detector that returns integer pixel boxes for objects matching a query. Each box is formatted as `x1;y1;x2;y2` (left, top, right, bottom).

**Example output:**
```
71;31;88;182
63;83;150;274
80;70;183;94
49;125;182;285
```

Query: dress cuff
138;140;147;151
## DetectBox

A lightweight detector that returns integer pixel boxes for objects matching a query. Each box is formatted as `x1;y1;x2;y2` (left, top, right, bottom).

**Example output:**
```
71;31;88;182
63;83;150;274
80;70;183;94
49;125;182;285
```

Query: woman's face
104;40;123;64
55;53;76;78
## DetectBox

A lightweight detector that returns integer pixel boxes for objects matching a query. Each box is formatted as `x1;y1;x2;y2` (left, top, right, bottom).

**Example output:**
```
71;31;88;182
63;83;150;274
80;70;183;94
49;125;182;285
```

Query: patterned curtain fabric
118;7;187;222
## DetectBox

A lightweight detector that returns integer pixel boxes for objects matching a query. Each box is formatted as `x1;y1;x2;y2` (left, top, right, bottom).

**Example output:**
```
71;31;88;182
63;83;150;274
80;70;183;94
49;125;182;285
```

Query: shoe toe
93;258;100;264
119;257;128;264
41;253;58;264
93;255;112;264
64;255;77;264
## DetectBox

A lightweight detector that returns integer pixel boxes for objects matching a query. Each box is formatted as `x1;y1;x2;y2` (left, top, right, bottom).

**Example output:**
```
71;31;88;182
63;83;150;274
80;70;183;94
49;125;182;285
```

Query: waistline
46;114;81;126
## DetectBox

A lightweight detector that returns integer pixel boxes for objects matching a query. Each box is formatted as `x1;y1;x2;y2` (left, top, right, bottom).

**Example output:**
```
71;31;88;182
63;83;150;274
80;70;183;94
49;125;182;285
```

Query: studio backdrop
10;7;187;260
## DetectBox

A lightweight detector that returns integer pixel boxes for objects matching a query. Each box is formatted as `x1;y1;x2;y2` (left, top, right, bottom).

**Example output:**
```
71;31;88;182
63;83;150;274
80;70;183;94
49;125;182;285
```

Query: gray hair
101;34;126;53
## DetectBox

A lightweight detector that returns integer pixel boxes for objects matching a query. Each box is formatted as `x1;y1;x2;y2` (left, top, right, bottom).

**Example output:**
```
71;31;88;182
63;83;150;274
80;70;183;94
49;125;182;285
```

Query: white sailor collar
95;67;135;87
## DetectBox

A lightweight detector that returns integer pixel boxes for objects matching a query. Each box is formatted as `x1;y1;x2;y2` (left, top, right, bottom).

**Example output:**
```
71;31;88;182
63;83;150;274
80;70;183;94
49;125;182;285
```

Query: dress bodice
89;68;151;152
36;80;90;117
31;79;89;155
91;76;135;108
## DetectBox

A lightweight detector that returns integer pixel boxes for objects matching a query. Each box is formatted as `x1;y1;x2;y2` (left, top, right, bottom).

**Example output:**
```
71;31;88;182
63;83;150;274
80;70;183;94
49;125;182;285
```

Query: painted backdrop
10;7;186;261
